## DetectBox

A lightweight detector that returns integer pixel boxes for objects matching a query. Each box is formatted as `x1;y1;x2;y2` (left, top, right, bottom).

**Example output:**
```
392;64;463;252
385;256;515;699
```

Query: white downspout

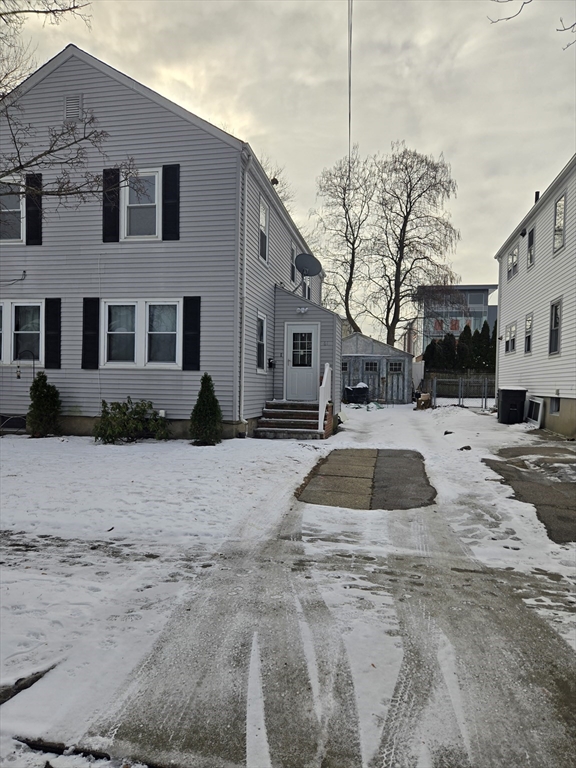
239;146;252;427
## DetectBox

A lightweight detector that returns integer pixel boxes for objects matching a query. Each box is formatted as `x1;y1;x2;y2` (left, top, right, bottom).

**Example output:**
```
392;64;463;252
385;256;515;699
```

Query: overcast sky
26;0;575;286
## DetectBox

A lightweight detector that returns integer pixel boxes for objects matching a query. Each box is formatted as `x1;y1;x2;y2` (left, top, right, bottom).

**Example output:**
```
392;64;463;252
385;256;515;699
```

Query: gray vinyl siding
496;155;575;404
273;286;341;412
0;54;241;420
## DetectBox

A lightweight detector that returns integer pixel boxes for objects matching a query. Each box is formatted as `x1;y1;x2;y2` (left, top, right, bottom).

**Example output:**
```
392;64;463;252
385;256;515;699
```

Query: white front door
285;323;320;401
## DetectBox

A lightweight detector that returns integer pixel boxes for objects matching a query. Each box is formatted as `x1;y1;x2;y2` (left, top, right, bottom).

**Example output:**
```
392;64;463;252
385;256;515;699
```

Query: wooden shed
342;333;413;404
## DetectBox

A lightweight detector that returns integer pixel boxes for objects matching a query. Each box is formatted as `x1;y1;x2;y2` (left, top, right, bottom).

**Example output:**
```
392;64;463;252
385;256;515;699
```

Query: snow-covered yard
1;404;574;768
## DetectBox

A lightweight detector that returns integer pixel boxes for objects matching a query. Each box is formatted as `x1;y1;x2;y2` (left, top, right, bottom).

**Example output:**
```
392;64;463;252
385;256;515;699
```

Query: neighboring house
495;154;575;438
0;45;341;438
407;284;498;357
342;333;413;403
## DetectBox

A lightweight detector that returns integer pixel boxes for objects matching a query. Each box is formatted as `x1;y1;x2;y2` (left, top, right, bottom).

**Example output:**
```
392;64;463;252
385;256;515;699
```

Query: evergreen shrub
190;373;223;445
94;397;170;444
27;371;62;438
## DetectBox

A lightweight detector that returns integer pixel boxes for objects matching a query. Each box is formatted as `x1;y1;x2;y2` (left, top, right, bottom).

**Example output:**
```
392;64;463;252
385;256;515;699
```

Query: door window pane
292;332;312;367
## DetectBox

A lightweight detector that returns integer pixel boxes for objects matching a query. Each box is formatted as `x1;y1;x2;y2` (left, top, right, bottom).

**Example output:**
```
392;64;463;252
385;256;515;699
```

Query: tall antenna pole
348;0;354;173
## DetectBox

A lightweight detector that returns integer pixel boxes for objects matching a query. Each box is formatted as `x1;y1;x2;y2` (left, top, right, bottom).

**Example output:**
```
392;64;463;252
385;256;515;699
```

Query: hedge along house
0;45;341;438
341;333;413;404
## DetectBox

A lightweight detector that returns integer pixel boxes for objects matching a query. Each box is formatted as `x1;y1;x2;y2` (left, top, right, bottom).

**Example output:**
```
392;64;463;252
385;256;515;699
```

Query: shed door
386;361;405;403
285;323;319;401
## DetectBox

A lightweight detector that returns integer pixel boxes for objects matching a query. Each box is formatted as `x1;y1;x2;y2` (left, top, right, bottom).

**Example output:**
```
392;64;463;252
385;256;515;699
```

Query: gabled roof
8;44;243;151
342;332;413;358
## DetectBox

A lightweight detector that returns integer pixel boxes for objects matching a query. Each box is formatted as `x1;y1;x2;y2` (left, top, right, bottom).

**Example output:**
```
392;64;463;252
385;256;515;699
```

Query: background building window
549;300;561;354
342;361;348;372
553;195;565;252
524;314;533;354
527;228;535;267
365;361;378;372
389;361;403;373
259;199;269;261
505;322;516;353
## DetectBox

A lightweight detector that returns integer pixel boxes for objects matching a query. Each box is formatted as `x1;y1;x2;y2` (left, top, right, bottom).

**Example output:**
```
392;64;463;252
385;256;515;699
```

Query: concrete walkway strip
297;449;436;511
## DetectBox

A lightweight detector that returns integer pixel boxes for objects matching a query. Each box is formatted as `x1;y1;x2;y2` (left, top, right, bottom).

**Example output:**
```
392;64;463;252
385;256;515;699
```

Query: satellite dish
295;252;322;277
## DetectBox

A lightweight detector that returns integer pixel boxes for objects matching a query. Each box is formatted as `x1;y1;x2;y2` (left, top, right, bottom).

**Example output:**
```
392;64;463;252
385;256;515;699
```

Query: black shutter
82;298;100;369
102;168;120;242
25;173;42;245
162;164;180;241
44;298;61;369
183;297;200;371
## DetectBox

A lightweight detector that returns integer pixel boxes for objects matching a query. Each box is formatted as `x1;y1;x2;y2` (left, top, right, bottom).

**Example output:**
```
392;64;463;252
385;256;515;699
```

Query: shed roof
342;333;413;358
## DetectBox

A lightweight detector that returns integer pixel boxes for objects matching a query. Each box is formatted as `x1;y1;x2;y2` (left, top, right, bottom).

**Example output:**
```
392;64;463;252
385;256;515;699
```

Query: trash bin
344;383;370;404
498;388;527;424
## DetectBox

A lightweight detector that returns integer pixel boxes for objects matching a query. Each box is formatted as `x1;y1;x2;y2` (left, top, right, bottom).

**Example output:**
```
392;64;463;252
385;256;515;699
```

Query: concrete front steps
254;401;332;440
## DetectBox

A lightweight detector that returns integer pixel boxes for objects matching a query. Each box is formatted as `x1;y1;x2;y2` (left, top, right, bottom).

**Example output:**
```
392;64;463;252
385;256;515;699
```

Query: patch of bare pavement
74;448;576;768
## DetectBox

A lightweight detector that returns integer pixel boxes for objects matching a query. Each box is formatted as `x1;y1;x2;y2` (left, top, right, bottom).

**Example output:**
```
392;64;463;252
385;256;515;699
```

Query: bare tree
258;153;295;213
314;146;375;333
364;143;460;346
1;1;136;209
488;0;575;49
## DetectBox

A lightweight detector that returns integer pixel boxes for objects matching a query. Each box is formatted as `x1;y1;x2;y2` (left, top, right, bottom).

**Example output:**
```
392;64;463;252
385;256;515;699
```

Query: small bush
94;397;170;444
27;371;62;438
190;373;223;445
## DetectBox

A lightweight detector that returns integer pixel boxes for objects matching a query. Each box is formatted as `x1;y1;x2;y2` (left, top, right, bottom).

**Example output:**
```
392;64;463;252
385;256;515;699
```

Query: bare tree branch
488;0;575;48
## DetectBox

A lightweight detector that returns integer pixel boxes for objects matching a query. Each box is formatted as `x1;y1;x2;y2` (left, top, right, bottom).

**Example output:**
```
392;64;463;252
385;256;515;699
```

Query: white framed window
527;227;535;268
101;299;181;367
506;245;518;280
259;197;269;262
291;242;297;282
0;301;45;365
549;299;561;355
0;180;25;242
505;322;516;353
121;170;161;239
524;313;533;354
256;312;266;372
553;194;565;252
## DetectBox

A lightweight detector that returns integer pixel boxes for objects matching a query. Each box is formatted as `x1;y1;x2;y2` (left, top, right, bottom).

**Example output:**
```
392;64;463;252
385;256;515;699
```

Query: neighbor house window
147;303;177;363
259;198;269;261
434;318;443;332
549;397;560;414
102;299;182;367
524;314;533;354
389;361;403;373
122;170;160;238
527;227;535;267
0;181;24;241
365;361;378;372
256;312;266;371
450;317;460;332
342;361;348;372
302;276;311;300
291;243;297;282
507;245;519;279
553;194;565;252
505;322;516;353
549;300;561;354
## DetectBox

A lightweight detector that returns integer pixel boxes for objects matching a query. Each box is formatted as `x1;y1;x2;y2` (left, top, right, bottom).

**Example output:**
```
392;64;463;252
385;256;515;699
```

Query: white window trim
524;313;533;355
259;197;269;263
504;322;516;354
256;311;267;373
549;298;562;356
100;299;182;369
0;178;25;244
120;169;162;241
553;193;566;253
506;244;519;280
0;301;44;365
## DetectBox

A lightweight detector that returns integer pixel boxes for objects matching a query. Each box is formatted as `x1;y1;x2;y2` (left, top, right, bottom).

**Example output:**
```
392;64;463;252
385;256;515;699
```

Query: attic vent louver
64;94;83;122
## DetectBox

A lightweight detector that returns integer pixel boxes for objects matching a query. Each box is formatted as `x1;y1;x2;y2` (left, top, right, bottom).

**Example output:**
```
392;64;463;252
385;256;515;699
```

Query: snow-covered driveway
1;405;574;767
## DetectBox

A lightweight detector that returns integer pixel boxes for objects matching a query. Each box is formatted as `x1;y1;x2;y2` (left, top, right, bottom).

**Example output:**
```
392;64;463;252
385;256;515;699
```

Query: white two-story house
0;44;341;438
495;154;575;437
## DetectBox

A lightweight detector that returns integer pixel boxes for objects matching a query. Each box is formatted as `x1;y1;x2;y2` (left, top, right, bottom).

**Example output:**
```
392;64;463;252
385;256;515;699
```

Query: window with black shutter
25;173;42;245
44;298;61;369
102;168;120;242
162;164;180;240
182;297;201;371
82;298;100;369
